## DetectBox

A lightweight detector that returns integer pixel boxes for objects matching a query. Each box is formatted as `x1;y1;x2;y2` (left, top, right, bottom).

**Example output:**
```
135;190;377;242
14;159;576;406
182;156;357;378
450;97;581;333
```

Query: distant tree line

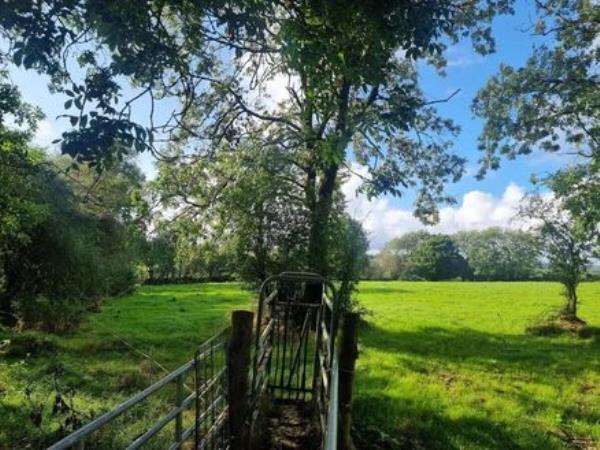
365;228;553;281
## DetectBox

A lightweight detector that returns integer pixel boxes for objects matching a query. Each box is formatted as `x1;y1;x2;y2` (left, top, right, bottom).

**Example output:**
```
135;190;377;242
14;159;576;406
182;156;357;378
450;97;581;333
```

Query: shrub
16;297;86;334
3;331;56;358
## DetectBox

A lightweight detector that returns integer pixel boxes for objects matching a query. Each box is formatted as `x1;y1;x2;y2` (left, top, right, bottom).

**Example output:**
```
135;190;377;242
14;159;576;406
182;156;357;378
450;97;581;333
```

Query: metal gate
48;328;230;450
251;272;339;445
48;272;341;449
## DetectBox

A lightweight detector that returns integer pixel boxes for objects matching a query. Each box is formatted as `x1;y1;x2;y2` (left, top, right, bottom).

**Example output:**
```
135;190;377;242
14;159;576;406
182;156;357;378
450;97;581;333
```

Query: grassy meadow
1;281;599;449
0;283;253;448
354;282;600;450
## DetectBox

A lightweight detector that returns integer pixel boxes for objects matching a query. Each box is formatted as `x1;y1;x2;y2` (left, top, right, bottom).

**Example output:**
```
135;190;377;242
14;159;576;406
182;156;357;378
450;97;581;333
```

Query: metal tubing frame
251;272;340;449
49;329;229;450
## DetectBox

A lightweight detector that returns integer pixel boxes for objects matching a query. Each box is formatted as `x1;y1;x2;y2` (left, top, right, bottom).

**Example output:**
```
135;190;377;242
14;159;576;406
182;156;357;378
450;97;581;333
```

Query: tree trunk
569;285;578;318
307;165;338;276
563;281;579;319
306;78;349;277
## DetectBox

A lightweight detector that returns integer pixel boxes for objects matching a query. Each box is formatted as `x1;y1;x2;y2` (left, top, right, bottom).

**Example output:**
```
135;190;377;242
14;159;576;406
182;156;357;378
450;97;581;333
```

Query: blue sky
416;0;571;202
6;1;575;250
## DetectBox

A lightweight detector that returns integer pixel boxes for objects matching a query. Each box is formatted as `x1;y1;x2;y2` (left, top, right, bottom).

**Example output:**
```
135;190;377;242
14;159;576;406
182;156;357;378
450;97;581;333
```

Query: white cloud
342;167;529;252
245;71;298;112
445;46;484;68
33;118;60;149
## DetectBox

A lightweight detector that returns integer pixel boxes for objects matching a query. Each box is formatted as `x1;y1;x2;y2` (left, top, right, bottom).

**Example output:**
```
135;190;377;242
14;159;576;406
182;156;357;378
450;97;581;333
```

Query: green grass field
354;282;600;450
1;281;598;449
0;283;253;448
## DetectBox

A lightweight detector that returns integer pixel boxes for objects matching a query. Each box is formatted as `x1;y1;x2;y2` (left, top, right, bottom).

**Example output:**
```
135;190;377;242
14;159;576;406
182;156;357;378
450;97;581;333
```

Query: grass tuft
526;311;588;337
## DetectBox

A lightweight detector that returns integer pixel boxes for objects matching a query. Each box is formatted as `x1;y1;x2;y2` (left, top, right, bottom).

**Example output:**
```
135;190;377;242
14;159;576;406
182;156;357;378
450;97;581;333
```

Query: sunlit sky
7;1;577;251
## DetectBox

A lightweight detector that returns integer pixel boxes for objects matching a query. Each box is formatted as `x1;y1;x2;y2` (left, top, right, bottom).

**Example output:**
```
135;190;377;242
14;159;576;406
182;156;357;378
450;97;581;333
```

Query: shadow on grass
353;383;564;450
354;324;600;449
361;323;600;382
578;326;600;343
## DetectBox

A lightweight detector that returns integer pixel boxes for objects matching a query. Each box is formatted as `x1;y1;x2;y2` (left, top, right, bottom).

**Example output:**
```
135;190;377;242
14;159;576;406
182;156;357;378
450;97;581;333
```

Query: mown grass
353;281;600;450
0;283;252;448
1;281;598;449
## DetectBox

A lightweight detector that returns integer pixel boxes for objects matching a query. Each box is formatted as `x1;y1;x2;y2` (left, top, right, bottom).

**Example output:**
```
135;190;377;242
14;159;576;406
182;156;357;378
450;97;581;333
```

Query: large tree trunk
307;165;338;276
303;165;338;304
306;80;350;276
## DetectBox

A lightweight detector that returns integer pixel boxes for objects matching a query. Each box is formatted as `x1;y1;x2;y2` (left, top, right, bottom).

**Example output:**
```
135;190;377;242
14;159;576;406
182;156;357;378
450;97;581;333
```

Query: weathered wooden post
228;310;254;450
174;372;184;448
338;312;359;450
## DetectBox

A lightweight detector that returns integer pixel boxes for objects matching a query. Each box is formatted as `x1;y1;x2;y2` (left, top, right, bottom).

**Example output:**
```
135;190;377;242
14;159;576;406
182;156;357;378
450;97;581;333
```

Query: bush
2;196;141;331
16;297;86;334
3;331;56;358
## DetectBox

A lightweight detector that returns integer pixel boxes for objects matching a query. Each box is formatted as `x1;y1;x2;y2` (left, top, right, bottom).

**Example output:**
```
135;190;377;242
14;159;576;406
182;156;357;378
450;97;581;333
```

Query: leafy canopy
1;0;515;221
407;234;470;281
473;0;598;175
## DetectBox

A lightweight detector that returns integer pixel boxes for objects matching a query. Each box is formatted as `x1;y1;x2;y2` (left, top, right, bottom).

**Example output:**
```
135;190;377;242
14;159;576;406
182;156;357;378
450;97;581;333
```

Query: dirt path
258;402;320;450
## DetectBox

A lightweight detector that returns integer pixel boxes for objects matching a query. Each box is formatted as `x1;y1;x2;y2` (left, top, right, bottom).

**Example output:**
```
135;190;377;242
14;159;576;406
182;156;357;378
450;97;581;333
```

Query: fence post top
232;310;254;321
341;312;360;321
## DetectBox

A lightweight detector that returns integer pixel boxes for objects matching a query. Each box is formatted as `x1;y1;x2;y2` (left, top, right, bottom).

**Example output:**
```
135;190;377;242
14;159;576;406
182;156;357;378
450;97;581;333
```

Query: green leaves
406;234;471;281
520;189;599;317
473;0;599;177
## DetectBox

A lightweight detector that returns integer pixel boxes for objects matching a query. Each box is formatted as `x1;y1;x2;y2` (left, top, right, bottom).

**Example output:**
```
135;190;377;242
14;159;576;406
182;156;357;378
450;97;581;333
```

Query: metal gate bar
250;272;339;449
48;328;229;450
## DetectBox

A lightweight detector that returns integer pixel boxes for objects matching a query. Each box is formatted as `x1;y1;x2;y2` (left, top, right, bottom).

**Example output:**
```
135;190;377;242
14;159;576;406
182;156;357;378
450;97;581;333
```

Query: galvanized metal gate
251;272;339;447
48;329;230;450
48;272;341;450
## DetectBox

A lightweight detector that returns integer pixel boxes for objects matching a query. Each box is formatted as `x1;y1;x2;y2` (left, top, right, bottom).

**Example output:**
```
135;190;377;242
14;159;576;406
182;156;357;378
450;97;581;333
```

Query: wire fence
47;328;229;450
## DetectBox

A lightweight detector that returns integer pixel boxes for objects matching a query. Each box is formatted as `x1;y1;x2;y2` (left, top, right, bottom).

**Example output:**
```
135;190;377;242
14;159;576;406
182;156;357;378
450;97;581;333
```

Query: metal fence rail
48;328;229;450
49;272;351;450
250;272;340;450
324;351;339;450
194;329;229;450
318;293;339;450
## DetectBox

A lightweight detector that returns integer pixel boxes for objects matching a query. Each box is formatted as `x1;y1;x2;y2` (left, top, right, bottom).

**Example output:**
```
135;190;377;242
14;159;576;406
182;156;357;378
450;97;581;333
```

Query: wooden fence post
338;312;359;450
228;310;254;450
174;372;184;448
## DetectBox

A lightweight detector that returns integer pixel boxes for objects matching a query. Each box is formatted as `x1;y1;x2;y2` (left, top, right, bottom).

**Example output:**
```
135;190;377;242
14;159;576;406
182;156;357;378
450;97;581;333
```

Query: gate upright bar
250;272;340;448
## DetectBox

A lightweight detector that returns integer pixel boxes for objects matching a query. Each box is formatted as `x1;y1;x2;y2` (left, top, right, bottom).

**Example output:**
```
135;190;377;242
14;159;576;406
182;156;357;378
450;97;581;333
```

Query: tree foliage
366;231;430;279
0;71;147;330
520;192;599;319
368;228;544;281
152;138;311;284
406;234;471;281
473;0;598;174
0;0;516;279
454;228;542;280
473;0;599;242
330;216;369;311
